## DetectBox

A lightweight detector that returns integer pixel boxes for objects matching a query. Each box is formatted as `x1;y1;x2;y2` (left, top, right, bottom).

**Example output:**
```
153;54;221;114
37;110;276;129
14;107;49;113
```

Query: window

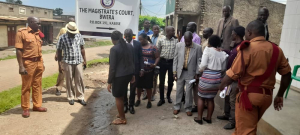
31;9;34;14
44;11;47;15
9;7;14;12
19;7;26;15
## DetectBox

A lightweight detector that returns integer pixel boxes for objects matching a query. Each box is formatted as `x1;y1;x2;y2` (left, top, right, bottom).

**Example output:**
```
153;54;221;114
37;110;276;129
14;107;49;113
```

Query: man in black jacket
257;7;269;41
124;29;144;114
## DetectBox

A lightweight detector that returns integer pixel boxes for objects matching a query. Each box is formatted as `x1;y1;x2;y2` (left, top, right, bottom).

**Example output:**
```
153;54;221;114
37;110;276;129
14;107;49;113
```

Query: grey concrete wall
0;2;53;18
201;0;224;34
178;0;201;13
233;0;285;45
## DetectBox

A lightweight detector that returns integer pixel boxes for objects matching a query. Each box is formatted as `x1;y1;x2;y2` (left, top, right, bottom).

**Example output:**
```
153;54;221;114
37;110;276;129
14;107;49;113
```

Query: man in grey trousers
172;32;202;116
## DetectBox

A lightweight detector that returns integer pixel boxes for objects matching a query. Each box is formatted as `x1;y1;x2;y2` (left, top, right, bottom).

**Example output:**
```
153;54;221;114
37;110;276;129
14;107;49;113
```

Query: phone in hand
83;65;87;70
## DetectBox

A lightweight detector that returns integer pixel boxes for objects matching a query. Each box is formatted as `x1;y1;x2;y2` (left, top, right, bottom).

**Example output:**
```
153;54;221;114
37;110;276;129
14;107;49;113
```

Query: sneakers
142;91;147;100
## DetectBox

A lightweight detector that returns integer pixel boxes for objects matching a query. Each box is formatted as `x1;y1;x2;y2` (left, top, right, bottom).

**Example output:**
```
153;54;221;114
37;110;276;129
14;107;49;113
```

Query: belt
23;57;41;62
160;58;173;62
182;68;188;71
238;85;273;111
239;86;273;95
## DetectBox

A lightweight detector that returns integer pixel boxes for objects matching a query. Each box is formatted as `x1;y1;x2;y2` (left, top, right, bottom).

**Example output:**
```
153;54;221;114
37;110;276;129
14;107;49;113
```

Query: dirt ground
0;64;233;135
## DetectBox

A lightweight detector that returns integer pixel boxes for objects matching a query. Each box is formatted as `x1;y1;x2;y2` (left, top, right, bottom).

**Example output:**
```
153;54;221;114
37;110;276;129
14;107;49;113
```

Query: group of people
107;5;292;135
14;5;291;135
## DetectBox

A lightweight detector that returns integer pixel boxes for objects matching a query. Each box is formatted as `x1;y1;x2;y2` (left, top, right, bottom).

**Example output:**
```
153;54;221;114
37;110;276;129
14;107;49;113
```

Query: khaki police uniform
15;27;44;110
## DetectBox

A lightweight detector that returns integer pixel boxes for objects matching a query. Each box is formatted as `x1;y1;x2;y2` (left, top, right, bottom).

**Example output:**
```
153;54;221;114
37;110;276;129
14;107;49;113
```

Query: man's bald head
203;27;213;39
27;17;40;32
187;22;197;33
69;18;75;23
245;20;265;40
257;7;269;23
166;26;175;38
124;29;133;43
223;6;231;18
184;31;193;46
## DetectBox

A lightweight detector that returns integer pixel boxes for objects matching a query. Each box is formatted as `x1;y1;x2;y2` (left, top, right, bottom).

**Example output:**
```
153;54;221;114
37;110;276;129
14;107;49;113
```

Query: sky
0;0;286;17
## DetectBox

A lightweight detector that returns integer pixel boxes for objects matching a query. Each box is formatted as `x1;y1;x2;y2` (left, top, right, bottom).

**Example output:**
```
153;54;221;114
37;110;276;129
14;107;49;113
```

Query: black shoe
55;89;61;96
167;98;173;103
78;100;87;106
129;106;135;114
217;115;229;120
203;117;212;124
194;117;203;125
192;106;198;112
224;123;235;130
147;102;152;109
69;100;74;105
135;100;141;107
124;105;129;113
157;100;165;106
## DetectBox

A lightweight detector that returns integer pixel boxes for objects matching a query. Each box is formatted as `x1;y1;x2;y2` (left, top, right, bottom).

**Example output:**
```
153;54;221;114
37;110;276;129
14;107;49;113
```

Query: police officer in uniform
15;17;47;118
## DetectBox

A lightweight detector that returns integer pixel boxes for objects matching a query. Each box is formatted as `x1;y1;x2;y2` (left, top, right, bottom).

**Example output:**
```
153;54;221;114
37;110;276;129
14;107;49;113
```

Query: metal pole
140;0;142;15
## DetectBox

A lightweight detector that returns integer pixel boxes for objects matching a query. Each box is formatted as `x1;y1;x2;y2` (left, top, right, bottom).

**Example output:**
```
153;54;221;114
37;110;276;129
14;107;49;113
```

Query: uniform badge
100;0;115;9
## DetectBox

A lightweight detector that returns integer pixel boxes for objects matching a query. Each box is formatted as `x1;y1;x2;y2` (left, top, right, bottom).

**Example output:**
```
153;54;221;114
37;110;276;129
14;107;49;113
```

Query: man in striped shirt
157;26;178;106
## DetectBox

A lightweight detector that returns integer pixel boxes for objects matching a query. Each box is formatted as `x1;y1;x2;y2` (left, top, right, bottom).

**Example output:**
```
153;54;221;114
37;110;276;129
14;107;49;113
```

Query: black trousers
124;74;138;106
159;59;174;101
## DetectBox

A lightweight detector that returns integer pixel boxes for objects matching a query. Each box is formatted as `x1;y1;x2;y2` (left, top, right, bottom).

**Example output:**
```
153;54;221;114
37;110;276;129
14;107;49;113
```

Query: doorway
7;26;16;46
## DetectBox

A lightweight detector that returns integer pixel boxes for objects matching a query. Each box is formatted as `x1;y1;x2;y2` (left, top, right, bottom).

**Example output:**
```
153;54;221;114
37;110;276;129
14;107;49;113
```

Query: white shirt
199;47;228;72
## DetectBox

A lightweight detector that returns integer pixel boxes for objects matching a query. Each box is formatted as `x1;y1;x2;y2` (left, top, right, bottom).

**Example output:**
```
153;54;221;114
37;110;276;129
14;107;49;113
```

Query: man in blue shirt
138;20;153;37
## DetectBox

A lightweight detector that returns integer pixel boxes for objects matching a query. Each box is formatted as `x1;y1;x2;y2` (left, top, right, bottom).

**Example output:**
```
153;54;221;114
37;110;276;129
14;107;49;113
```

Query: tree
15;0;22;4
139;15;165;31
53;8;63;16
6;0;22;4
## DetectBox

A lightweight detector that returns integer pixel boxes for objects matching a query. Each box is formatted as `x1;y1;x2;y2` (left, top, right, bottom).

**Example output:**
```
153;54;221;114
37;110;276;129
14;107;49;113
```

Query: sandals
112;118;127;125
194;117;203;125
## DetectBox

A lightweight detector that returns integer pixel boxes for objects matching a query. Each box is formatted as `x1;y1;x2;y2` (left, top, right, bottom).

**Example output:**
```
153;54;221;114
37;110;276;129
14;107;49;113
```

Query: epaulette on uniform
18;27;27;32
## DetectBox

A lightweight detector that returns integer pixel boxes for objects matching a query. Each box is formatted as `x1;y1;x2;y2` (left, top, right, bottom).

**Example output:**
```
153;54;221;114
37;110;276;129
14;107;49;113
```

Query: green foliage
0;55;16;61
5;0;22;4
85;40;112;48
53;8;63;16
0;73;58;114
87;58;109;68
139;15;165;31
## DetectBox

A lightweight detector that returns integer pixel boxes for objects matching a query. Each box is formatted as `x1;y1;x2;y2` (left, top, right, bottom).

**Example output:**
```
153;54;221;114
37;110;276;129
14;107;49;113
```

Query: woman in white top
194;35;228;125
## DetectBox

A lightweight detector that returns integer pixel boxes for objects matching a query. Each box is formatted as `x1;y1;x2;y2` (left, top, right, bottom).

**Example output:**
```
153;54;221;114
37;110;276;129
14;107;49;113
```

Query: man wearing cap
57;22;87;106
16;17;47;118
54;18;75;96
217;26;245;130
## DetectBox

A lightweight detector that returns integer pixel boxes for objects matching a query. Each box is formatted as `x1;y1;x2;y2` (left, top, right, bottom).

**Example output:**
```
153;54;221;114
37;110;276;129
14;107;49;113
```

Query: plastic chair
285;65;300;98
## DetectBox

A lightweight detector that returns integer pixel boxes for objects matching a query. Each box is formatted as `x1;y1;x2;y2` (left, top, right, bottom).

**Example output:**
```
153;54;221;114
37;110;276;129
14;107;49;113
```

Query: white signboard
76;0;140;39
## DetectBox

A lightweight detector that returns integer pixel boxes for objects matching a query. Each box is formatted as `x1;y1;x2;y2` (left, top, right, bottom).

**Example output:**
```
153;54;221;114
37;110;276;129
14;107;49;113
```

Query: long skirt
198;70;222;99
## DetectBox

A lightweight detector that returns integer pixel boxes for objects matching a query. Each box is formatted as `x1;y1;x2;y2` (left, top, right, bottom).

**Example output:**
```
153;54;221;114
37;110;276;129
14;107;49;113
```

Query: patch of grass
0;55;17;61
85;40;112;48
42;50;56;54
87;57;109;68
0;73;58;114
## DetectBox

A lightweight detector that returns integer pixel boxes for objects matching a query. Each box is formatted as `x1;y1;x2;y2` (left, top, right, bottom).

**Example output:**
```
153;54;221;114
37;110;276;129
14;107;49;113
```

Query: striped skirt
198;70;222;99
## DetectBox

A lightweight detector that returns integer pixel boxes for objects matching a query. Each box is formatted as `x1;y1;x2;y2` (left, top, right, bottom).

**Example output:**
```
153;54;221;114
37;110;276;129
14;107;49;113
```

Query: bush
139;15;165;31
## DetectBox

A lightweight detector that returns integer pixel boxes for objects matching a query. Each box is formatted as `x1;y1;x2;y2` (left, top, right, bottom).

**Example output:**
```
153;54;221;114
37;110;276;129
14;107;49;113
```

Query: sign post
76;0;140;39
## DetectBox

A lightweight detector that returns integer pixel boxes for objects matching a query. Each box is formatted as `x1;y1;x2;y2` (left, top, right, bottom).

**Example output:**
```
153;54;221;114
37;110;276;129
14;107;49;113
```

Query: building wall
16;25;25;30
53;15;75;25
201;0;285;45
178;0;201;13
0;2;53;18
233;0;285;45
201;0;223;34
277;0;300;88
0;25;8;47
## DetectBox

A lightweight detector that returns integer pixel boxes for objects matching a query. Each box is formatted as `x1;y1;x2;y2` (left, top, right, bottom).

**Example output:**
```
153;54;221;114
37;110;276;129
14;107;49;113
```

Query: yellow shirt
56;25;67;40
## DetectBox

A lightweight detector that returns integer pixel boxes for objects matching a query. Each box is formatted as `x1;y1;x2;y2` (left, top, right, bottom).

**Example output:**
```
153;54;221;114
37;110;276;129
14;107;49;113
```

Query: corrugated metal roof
0;16;65;22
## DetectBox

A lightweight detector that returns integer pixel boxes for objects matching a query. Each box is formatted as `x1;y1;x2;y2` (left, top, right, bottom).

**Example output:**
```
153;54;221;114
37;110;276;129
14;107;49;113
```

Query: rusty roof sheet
0;16;65;22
